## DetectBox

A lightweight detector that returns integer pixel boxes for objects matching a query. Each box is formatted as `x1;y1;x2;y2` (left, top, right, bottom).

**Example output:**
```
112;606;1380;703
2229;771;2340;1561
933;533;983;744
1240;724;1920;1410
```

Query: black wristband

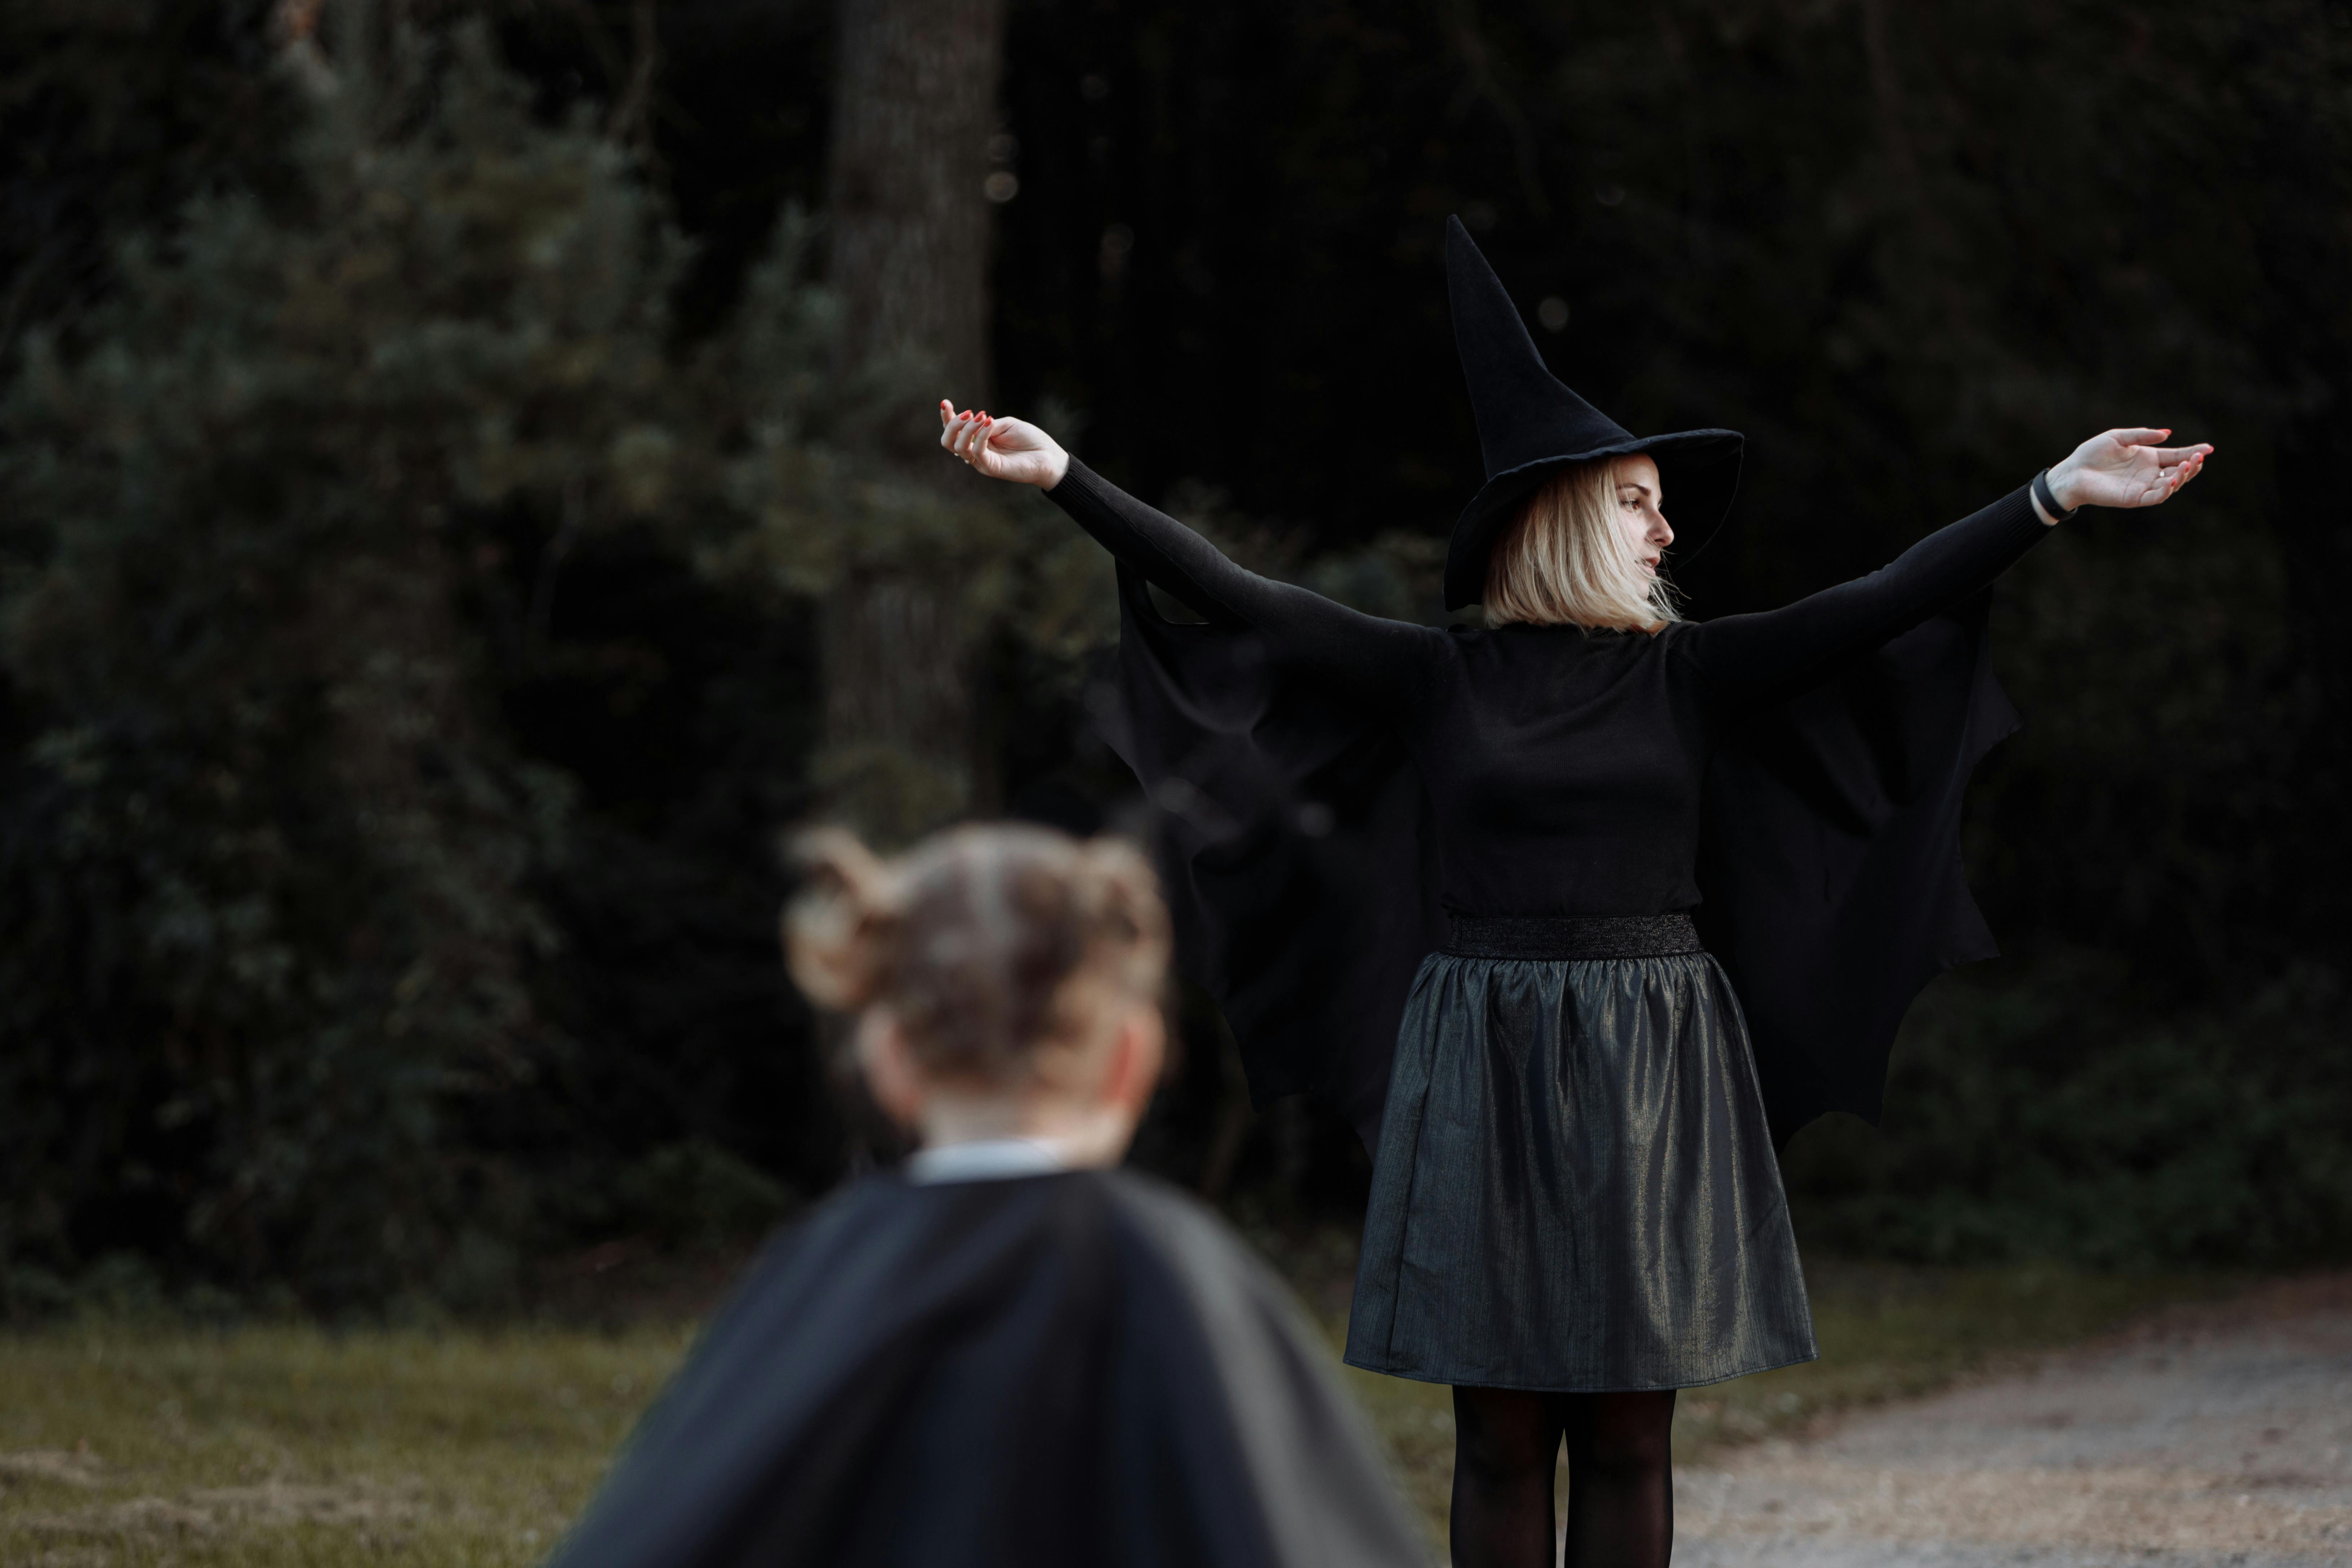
2032;469;2079;523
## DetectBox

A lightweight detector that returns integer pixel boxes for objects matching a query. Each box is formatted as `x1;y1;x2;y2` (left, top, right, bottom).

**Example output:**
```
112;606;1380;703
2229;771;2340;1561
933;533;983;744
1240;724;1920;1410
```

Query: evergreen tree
0;18;722;1306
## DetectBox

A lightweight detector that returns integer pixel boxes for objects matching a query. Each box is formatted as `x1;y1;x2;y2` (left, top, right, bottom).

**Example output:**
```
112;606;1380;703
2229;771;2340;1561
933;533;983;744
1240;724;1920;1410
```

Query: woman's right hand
939;400;1070;489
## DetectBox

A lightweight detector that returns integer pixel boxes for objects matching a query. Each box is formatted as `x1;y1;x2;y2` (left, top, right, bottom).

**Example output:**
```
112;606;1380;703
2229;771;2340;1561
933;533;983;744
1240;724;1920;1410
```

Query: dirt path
1674;1275;2352;1568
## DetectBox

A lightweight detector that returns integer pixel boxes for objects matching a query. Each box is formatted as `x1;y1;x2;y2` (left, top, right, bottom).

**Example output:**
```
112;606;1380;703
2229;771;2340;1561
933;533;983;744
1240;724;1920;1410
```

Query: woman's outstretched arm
1684;428;2212;701
940;401;1439;699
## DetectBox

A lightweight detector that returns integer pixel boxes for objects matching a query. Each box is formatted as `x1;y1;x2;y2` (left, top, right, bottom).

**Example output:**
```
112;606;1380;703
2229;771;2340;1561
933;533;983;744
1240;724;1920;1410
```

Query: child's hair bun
781;821;1171;1083
1071;836;1168;990
784;827;903;1011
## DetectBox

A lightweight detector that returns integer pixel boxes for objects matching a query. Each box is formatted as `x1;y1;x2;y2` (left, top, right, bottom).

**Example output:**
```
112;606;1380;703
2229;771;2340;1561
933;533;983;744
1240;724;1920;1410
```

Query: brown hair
1483;456;1682;631
784;823;1170;1085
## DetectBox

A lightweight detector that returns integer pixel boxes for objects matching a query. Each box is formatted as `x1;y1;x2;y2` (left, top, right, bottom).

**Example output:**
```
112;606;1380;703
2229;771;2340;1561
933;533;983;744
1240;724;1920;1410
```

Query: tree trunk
821;0;1009;843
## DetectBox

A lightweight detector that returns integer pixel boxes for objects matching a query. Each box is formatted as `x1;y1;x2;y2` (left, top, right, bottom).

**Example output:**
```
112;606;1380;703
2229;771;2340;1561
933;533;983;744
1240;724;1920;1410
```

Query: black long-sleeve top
1048;459;2051;919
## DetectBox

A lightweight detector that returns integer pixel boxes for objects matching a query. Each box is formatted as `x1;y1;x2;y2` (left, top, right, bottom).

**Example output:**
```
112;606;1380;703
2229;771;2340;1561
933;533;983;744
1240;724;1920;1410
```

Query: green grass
0;1324;693;1566
0;1253;2222;1565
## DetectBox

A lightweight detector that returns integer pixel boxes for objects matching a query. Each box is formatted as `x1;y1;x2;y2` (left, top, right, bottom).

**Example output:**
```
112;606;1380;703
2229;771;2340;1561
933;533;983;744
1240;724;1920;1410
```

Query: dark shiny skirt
1345;919;1817;1393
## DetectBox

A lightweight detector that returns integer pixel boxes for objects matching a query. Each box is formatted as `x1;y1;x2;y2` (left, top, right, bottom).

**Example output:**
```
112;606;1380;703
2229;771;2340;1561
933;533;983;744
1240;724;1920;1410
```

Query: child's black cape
546;1168;1430;1568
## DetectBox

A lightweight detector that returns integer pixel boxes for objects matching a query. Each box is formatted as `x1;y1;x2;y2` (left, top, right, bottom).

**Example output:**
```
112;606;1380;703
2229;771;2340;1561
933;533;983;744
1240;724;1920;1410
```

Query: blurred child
547;823;1428;1568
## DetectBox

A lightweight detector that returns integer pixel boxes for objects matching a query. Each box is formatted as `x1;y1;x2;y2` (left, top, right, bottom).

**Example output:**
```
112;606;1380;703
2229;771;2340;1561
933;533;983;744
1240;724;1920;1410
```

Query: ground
1674;1274;2352;1568
0;1248;2337;1565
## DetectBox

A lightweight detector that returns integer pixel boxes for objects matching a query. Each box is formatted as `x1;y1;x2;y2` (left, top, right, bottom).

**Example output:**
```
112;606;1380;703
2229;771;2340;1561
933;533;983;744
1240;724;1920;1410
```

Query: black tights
1449;1386;1676;1568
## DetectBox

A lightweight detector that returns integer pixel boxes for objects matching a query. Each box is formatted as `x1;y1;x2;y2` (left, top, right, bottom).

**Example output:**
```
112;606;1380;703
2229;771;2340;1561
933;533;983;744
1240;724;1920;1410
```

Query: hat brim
1442;429;1745;610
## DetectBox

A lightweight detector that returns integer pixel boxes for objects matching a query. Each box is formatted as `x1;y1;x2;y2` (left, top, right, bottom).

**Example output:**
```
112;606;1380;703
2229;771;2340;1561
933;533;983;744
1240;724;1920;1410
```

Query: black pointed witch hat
1442;217;1743;609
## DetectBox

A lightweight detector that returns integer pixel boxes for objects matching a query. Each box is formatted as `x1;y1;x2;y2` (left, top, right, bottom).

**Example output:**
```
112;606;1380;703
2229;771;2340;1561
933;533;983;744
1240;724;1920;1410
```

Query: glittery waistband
1443;911;1703;961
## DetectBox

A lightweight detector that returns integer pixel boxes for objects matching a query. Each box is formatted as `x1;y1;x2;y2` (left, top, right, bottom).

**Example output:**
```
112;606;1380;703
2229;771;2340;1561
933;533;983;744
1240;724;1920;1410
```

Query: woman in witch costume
940;217;2209;1568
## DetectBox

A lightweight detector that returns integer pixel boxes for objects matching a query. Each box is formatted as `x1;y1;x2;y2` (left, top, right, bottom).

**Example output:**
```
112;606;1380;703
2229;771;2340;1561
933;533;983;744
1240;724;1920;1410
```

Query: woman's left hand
2047;429;2213;513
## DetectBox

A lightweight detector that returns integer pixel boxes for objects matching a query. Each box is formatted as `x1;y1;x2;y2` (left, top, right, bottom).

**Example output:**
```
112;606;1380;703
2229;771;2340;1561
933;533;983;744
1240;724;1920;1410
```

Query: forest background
2;0;2347;1317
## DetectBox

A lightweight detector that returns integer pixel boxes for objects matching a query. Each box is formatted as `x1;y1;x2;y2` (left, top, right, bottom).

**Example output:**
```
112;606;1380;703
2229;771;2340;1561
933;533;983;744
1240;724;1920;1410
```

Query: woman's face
1611;455;1672;577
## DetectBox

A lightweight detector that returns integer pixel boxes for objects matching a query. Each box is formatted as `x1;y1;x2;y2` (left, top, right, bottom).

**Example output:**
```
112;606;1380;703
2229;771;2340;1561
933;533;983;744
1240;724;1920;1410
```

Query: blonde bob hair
784;823;1170;1087
1482;456;1681;631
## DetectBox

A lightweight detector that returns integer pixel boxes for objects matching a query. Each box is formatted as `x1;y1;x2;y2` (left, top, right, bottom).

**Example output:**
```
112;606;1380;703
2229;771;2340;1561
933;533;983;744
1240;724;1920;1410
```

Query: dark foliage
2;0;2348;1310
0;17;844;1310
1788;960;2352;1267
0;0;298;371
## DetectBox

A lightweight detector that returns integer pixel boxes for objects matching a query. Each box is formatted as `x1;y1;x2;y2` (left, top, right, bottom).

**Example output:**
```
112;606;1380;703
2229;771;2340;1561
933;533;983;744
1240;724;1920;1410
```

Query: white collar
904;1136;1070;1185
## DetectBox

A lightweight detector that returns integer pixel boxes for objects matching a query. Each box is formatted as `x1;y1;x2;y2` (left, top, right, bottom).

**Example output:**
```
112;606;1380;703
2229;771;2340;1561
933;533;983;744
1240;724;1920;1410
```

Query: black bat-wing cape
1101;562;2018;1152
545;1168;1430;1568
